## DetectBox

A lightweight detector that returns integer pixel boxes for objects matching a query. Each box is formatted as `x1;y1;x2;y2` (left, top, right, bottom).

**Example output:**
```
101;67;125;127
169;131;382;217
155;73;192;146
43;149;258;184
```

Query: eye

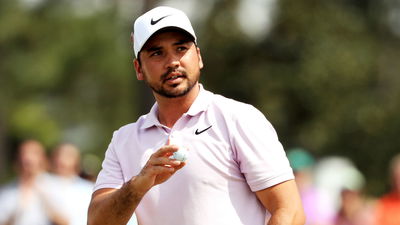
177;46;188;52
150;50;162;57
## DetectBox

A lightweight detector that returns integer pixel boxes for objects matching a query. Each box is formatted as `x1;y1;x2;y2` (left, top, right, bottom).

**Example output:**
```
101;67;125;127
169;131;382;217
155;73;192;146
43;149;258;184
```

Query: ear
196;47;204;69
133;59;144;80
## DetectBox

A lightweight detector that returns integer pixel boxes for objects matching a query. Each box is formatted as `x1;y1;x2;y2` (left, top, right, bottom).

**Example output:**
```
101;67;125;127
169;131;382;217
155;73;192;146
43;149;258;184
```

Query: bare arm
256;179;305;225
87;144;185;225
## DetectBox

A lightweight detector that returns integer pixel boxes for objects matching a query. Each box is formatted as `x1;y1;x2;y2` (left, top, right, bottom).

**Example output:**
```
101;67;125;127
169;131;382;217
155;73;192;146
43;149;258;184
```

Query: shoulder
0;181;18;200
210;94;266;121
208;93;280;141
114;122;138;135
111;115;148;141
74;177;95;191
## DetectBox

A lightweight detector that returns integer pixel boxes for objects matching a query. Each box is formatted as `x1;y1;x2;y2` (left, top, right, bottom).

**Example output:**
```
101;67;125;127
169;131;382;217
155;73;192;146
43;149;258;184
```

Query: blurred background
0;0;399;219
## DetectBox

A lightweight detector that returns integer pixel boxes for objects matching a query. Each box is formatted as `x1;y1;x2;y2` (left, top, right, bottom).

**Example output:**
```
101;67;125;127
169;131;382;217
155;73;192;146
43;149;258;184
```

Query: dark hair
136;27;197;65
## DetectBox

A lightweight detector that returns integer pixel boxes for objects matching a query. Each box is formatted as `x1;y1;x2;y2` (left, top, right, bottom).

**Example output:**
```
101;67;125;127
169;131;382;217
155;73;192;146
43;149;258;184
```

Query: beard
143;68;199;98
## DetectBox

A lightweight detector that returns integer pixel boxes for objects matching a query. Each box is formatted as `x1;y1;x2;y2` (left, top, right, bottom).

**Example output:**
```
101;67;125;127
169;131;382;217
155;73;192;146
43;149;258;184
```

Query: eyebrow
144;39;193;53
145;46;162;53
173;39;192;45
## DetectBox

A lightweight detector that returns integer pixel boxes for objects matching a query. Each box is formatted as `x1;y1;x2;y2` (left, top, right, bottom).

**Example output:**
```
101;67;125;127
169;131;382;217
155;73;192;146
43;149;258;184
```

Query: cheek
181;53;202;70
141;64;159;79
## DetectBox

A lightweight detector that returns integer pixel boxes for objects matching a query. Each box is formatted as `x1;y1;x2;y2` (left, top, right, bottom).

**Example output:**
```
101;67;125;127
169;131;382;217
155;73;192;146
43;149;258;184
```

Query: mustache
160;68;187;81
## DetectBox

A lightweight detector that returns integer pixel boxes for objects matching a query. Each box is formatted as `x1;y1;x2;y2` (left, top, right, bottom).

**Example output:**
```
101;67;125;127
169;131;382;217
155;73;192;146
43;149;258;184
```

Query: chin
164;86;192;98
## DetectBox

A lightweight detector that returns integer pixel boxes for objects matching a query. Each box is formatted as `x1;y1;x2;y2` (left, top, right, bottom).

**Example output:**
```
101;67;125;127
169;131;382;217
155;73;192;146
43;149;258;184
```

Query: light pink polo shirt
94;85;294;225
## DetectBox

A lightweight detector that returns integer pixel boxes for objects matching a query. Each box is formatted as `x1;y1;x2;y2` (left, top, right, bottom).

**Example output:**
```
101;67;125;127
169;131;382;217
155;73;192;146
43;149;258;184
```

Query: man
88;6;304;225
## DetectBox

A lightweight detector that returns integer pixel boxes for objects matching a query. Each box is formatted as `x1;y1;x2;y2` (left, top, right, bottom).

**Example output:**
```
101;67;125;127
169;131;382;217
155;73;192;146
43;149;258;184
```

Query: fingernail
172;160;181;165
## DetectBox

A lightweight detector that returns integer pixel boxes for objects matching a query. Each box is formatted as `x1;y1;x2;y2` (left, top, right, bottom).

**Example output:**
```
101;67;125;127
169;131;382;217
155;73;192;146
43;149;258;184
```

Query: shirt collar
186;84;213;116
140;84;213;129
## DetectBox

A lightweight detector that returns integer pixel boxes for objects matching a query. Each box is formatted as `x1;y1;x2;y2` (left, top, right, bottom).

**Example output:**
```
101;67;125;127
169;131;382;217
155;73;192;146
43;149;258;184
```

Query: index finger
153;144;179;158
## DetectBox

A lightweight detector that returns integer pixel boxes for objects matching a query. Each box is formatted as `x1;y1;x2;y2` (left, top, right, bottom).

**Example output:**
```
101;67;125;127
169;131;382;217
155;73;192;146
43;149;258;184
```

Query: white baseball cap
133;6;197;58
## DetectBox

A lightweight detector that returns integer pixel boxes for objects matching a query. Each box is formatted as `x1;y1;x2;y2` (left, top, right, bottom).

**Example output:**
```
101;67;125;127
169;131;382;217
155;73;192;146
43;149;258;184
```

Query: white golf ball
171;148;188;162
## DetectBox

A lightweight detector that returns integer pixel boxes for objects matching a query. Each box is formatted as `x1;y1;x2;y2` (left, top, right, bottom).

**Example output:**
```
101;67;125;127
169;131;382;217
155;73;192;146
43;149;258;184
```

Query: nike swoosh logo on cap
150;15;171;25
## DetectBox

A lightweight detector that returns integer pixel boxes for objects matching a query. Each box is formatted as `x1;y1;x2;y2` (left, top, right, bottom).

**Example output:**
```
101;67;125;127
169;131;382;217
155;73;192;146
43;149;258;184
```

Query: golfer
88;6;305;225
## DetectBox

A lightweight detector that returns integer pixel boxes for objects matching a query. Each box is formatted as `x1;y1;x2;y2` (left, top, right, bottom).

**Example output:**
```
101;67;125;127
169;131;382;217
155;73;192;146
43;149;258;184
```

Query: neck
19;172;40;187
155;84;200;128
56;170;78;179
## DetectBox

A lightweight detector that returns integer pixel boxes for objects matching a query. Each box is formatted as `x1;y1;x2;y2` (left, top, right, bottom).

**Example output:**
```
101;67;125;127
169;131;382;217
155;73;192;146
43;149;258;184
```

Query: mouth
163;71;186;83
165;75;184;81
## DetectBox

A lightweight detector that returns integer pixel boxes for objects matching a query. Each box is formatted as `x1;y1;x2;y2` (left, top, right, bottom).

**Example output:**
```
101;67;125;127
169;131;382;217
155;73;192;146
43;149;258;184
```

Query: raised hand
134;140;186;194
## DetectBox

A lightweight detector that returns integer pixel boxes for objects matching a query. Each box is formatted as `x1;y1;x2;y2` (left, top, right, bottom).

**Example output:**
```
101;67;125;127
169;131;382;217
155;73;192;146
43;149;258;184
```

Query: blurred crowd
1;140;399;225
0;140;94;225
287;148;400;225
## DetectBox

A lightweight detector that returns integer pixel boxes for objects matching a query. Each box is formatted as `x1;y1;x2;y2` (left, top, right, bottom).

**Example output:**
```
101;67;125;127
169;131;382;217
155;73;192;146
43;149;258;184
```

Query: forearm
256;180;305;225
267;208;305;225
88;178;146;225
88;143;184;225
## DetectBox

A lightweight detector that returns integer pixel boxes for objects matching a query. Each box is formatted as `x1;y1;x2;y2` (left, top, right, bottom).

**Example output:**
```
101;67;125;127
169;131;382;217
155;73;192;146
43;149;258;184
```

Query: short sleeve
231;105;294;192
94;130;125;191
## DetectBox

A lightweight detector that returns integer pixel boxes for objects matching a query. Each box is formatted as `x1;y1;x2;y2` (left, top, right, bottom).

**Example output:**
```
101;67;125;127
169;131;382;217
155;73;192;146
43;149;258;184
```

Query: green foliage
0;1;137;180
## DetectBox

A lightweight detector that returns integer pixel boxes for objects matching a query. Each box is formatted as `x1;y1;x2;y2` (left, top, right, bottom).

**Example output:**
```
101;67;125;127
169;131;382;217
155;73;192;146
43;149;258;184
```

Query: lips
166;74;183;80
163;71;186;82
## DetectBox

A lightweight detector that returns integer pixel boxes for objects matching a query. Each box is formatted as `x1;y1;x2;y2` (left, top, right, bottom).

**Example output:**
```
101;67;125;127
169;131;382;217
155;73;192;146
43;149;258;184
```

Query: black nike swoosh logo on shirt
195;125;212;135
150;15;171;25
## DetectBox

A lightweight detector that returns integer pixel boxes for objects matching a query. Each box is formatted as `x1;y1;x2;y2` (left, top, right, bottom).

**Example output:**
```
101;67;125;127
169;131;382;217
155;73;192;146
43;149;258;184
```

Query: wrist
127;176;150;198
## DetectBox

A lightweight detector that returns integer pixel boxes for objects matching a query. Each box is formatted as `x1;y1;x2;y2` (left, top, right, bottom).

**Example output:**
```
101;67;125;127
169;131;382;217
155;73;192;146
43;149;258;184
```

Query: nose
165;52;180;69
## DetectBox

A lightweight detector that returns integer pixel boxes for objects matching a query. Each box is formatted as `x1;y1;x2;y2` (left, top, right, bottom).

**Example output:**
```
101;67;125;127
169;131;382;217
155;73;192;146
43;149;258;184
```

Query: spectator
310;155;374;225
374;154;400;225
0;139;67;225
313;156;366;217
287;148;334;225
48;143;94;225
334;188;374;225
